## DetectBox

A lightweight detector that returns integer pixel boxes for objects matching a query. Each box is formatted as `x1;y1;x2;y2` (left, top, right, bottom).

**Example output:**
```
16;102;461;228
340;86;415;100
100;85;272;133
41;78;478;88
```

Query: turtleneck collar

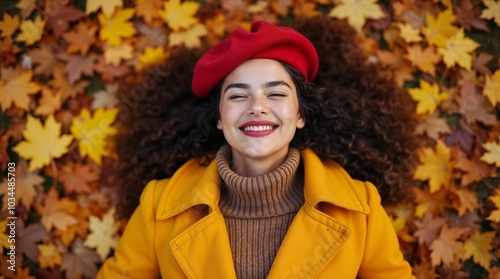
216;145;304;218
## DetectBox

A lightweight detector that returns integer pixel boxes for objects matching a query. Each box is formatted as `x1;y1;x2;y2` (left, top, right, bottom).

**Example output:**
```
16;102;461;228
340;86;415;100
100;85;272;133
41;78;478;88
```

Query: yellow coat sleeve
357;181;415;279
96;179;166;279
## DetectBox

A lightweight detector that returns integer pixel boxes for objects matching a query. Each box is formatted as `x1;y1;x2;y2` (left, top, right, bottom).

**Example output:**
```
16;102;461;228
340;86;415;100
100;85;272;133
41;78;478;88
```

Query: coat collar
156;148;370;220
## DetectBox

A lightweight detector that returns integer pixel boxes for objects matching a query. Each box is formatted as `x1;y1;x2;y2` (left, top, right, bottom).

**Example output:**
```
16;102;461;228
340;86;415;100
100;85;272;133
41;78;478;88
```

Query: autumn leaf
84;208;119;260
137;46;170;70
404;45;441;76
328;0;385;32
98;9;136;47
437;29;479;70
103;43;133;66
70;108;118;164
16;16;45;46
91;83;118;110
422;9;459;47
55;206;90;246
49;64;89;100
414;140;455;193
446;129;474;153
11;266;35;279
488;191;500;222
86;0;123;17
415;113;452;140
45;3;85;38
37;243;62;269
429;224;468;267
462;231;495;269
169;23;208;48
408;80;449;114
414;211;447;246
57;53;98;84
483;69;500;106
34;187;78;231
457;75;497;126
481;0;500;26
481;137;500;167
62;21;98;55
455;157;491;186
0;68;41;111
0;219;10;249
62;238;100;279
472;52;494;75
454;0;489;31
0;160;43;211
28;42;57;76
16;221;47;261
59;162;99;194
452;189;478;216
13;115;73;171
34;87;63;116
413;187;449;218
136;0;162;24
158;0;200;31
16;0;36;18
0;13;20;38
398;22;423;43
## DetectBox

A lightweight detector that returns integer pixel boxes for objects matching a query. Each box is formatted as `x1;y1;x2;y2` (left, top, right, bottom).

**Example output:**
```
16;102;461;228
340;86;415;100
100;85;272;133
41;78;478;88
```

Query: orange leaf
488;191;500;222
62;21;98;55
413;140;455;193
462;231;495;269
415;113;452;140
0;68;41;111
452;189;478;217
0;160;43;211
0;13;20;38
59;162;99;194
34;87;63;116
136;0;162;24
34;188;78;231
404;45;440;76
429;224;468;267
37;243;62;269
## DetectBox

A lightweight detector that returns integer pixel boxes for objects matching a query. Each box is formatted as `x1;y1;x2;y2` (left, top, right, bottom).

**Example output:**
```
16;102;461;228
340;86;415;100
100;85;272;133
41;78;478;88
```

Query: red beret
192;21;319;98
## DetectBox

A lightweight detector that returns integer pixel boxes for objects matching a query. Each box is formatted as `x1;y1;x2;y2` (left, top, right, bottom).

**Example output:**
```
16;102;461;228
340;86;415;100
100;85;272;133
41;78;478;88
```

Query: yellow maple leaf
158;0;200;31
414;140;455;193
84;208;119;260
0;13;20;38
422;9;459;47
481;137;500;167
104;43;134;66
462;231;495;269
483;69;500;106
404;45;441;76
136;0;162;24
98;9;136;47
398;22;423;43
137;46;170;70
328;0;385;32
168;23;208;49
86;0;123;17
34;87;62;116
408;80;449;114
0;69;41;111
13;115;74;171
437;29;479;70
0;220;10;249
16;16;45;46
70;107;118;165
488;191;500;222
481;0;500;26
37;243;62;269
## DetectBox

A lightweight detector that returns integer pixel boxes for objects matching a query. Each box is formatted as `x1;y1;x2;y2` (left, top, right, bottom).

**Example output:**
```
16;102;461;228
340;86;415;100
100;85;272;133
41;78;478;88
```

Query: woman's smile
239;121;278;137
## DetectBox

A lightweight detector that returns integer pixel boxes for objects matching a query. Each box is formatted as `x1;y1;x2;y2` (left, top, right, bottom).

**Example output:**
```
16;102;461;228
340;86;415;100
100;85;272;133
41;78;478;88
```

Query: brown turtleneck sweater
216;145;304;279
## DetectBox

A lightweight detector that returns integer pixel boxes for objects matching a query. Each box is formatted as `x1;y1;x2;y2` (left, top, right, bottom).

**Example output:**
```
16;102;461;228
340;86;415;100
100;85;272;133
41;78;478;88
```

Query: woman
97;19;416;278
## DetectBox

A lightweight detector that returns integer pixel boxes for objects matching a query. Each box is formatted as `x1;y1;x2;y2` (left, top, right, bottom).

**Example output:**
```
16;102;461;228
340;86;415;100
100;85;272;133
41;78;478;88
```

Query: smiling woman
97;17;417;278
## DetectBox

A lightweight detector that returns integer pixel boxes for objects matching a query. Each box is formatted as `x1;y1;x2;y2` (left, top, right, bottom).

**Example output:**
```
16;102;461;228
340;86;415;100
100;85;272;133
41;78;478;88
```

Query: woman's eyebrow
223;83;249;93
263;80;291;89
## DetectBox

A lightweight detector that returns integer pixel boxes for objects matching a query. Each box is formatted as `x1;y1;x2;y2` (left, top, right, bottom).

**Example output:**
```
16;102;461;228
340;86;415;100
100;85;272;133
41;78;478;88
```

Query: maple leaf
454;0;489;31
0;13;20;38
0;68;41;111
412;260;439;279
34;187;78;231
452;189;478;216
481;0;500;26
91;83;118;110
86;0;123;17
70;107;118;164
0;219;9;249
13;115;73;171
404;45;441;76
37;243;62;268
415;113;452;140
169;23;208;48
59;161;99;194
103;43;133;66
15;0;36;18
488;191;500;222
483;69;500;106
422;9;459;47
398;22;422;43
57;53;98;84
62;237;100;279
462;231;495;268
28;42;57;76
158;0;200;31
62;21;98;55
481;137;500;167
136;0;162;24
16;16;45;46
0;160;43;211
45;3;85;38
328;0;385;32
55;206;90;246
16;220;47;261
408;80;449;114
49;64;89;100
34;87;62;116
437;29;479;70
413;187;449;218
414;140;455;193
137;46;170;70
457;73;496;126
429;224;468;267
12;266;35;279
98;9;136;47
84;208;119;260
414;211;447;246
446;129;474;154
271;0;292;16
455;157;491;186
472;52;494;75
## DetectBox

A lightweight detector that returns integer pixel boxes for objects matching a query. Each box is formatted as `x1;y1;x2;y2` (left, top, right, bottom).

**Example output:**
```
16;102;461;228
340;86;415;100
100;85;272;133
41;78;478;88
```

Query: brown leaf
430;224;469;267
34;86;63;116
472;52;494;75
28;42;57;76
59;161;99;194
45;2;86;38
62;21;98;55
16;220;48;261
49;64;89;100
446;128;474;154
415;211;447;246
455;156;491;186
57;53;98;84
454;0;489;32
61;238;100;279
93;56;131;82
456;74;496;126
0;133;10;171
415;114;452;140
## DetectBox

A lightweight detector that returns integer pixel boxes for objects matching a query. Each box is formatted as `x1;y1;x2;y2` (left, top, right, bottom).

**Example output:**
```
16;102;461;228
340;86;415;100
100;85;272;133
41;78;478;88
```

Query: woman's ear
217;118;223;130
296;113;305;129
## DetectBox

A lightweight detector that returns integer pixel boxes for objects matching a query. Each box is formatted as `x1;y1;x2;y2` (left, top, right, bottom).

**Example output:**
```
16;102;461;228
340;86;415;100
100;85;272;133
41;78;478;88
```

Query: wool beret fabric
192;21;319;98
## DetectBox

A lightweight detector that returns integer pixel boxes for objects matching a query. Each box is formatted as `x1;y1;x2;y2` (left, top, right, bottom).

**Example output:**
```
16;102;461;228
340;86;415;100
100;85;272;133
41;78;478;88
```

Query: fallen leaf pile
0;0;499;278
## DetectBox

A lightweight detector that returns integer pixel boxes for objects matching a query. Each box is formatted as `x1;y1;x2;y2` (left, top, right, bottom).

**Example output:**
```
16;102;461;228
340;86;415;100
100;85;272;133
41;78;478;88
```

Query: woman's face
217;59;304;175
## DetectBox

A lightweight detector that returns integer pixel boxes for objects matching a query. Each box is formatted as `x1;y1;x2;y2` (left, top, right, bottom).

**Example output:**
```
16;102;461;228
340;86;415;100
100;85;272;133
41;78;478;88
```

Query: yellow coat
97;149;414;278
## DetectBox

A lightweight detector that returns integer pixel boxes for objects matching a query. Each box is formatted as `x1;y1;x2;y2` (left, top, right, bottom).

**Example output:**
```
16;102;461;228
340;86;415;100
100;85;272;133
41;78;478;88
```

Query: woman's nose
248;96;268;115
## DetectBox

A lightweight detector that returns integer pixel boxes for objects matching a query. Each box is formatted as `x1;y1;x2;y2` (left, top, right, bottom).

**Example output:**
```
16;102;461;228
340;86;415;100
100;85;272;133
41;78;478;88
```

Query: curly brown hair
113;17;417;219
